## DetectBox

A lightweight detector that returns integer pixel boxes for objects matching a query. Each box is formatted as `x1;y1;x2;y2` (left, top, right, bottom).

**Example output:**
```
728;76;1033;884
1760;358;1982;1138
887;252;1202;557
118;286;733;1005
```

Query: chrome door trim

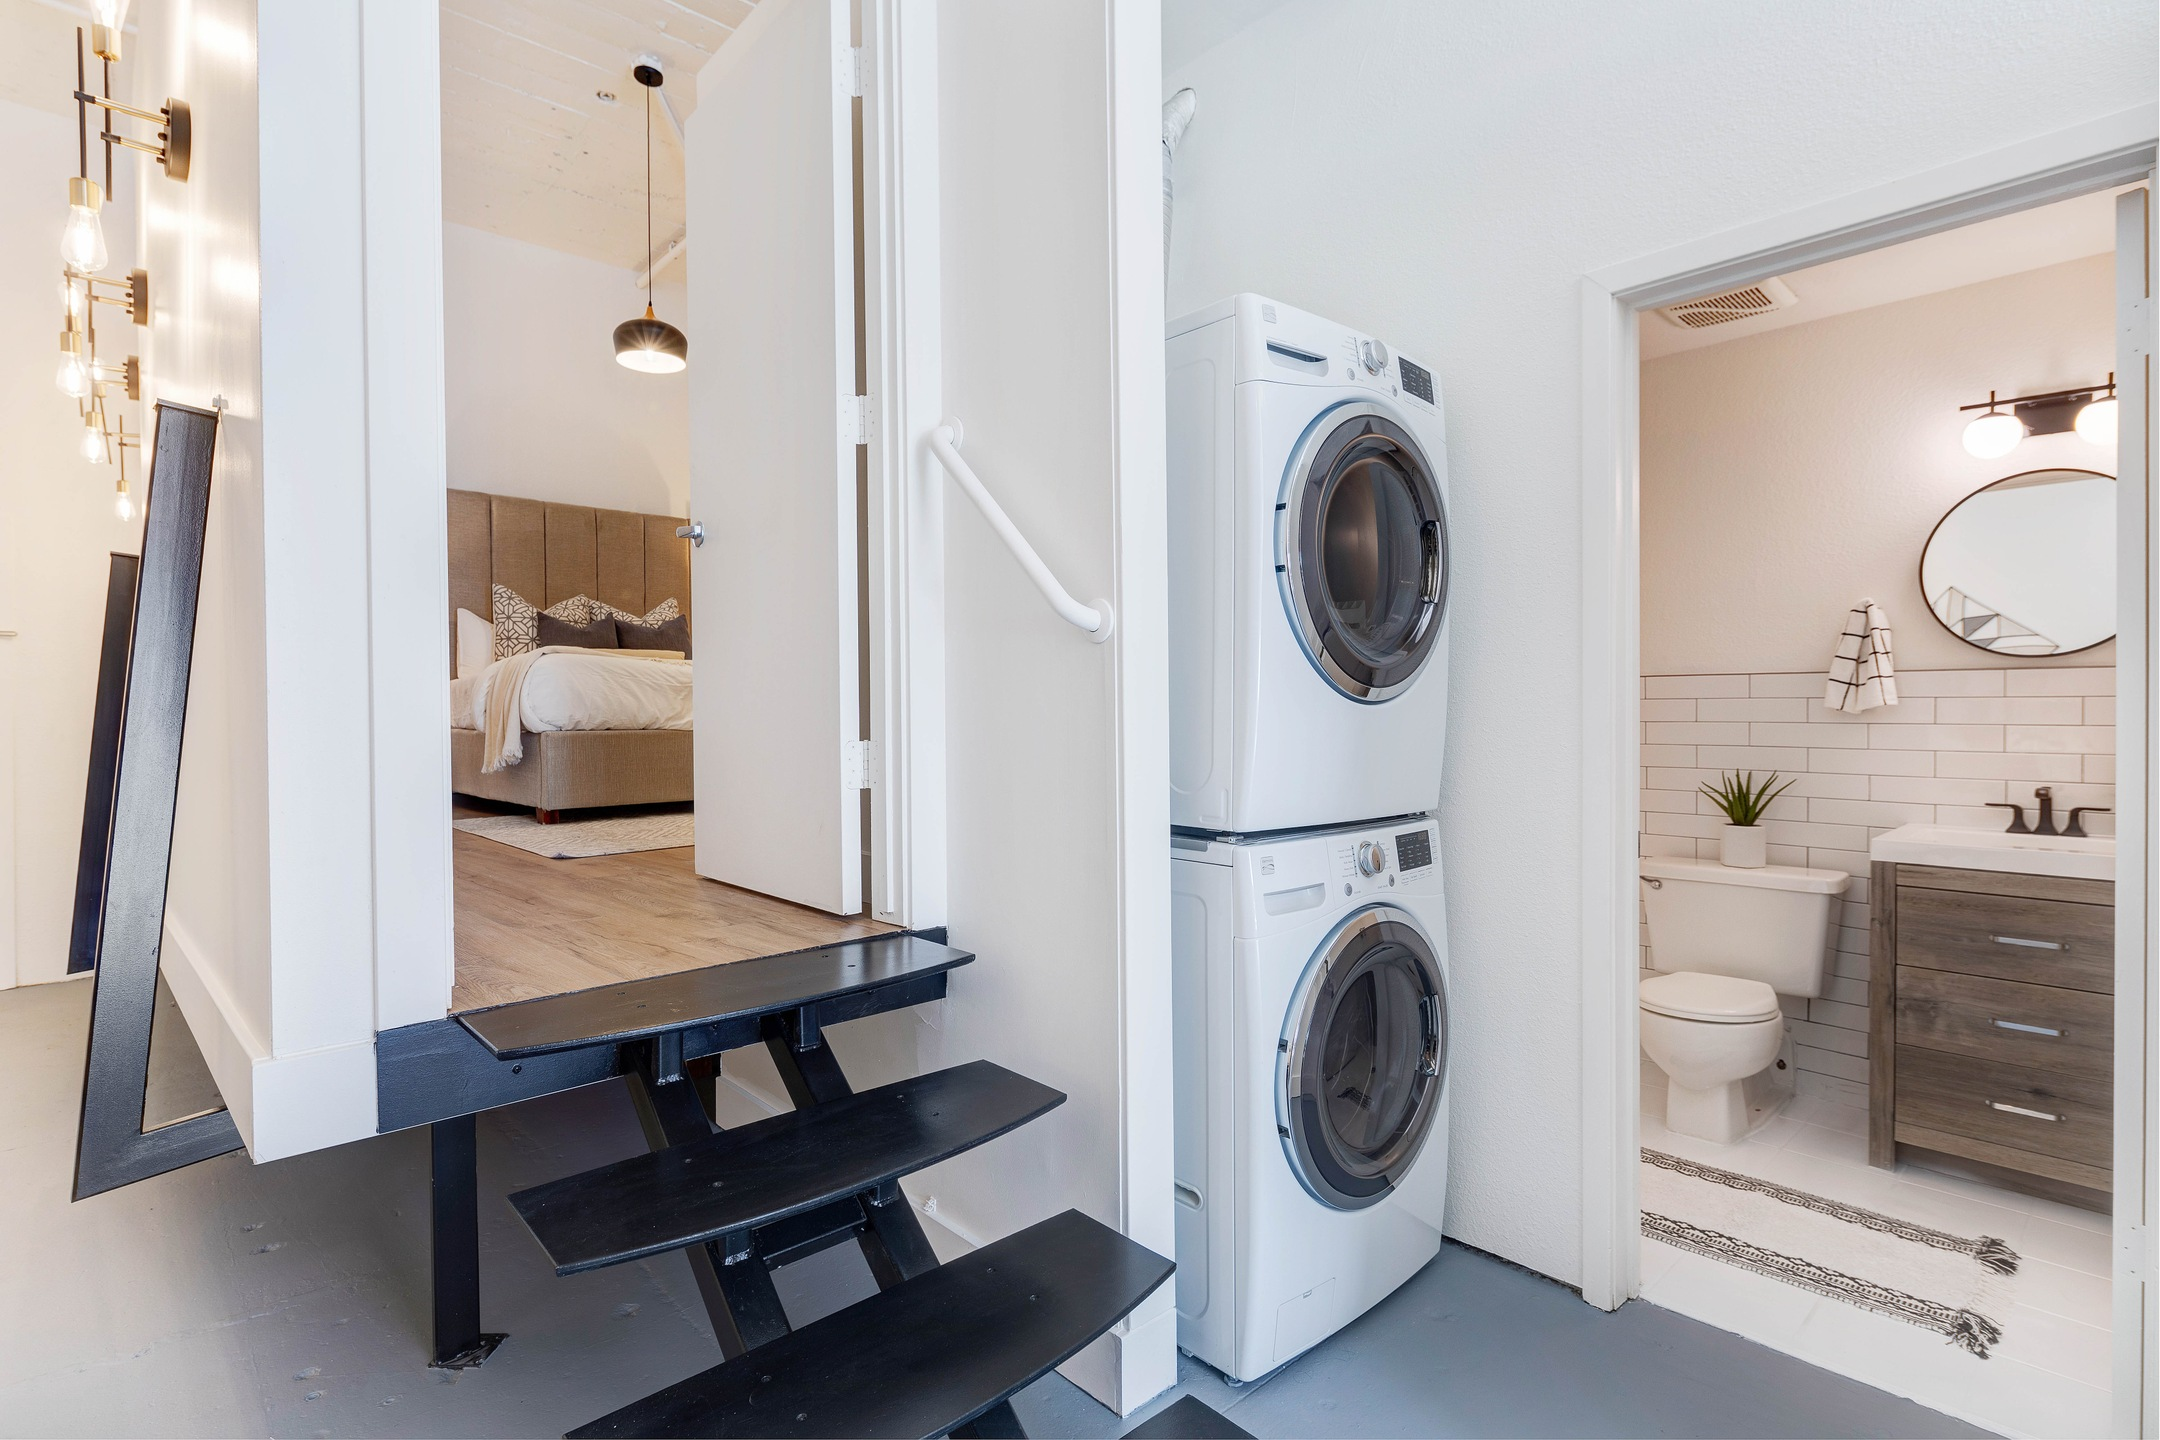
1278;903;1449;1210
1275;400;1449;703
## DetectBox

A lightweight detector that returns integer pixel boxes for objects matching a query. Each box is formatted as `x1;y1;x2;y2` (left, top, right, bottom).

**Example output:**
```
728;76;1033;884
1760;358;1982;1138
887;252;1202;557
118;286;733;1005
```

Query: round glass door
1279;906;1448;1210
1279;403;1448;702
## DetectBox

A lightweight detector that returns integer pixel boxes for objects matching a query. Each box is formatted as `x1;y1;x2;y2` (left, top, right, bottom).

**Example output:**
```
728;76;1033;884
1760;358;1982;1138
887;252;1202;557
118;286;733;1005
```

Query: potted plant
1698;771;1795;869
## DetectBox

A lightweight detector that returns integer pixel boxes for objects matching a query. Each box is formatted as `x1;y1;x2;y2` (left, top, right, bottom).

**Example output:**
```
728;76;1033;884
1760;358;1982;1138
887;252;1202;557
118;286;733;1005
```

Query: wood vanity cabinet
1869;861;2114;1207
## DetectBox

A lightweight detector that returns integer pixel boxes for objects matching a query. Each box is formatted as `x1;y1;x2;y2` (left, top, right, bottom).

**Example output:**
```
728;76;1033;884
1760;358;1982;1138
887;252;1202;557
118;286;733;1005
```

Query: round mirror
1919;469;2116;656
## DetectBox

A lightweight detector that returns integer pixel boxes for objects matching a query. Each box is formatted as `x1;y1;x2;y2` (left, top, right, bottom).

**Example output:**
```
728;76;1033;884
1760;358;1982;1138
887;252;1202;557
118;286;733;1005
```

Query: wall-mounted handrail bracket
927;419;1114;644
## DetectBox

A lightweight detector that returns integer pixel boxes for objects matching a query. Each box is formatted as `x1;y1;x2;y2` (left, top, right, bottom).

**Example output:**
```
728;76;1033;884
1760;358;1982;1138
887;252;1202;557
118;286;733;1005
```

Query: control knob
1356;840;1388;877
1360;338;1390;375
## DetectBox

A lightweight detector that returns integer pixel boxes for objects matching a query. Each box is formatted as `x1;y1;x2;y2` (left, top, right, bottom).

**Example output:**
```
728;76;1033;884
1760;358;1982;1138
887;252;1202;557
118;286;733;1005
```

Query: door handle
676;521;704;547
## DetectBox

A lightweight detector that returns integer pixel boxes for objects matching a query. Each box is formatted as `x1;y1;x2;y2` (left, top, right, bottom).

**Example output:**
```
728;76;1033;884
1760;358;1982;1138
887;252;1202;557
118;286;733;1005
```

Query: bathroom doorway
1578;124;2155;1439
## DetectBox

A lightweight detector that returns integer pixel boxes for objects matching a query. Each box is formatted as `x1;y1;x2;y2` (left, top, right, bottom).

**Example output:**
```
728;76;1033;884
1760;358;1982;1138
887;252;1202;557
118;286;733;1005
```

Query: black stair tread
568;1208;1174;1439
1122;1397;1255;1440
512;1060;1064;1276
458;933;973;1059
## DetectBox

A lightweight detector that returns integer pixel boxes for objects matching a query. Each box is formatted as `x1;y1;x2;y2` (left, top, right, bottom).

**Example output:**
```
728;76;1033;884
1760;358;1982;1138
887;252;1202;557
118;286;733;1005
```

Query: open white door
684;0;861;915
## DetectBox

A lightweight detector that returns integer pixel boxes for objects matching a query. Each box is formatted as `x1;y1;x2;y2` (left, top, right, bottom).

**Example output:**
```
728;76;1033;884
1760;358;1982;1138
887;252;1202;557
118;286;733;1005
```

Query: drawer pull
1991;935;2064;951
1988;1101;2061;1122
1991;1019;2063;1038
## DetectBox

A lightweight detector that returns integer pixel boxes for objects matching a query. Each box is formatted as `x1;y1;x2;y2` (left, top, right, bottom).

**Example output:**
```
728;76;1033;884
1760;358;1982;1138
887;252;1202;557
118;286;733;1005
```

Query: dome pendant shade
615;306;688;372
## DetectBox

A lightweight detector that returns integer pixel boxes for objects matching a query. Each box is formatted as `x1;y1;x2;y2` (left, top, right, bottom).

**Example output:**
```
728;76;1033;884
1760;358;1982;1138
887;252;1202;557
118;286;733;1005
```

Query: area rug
453;811;694;859
1640;1147;2018;1357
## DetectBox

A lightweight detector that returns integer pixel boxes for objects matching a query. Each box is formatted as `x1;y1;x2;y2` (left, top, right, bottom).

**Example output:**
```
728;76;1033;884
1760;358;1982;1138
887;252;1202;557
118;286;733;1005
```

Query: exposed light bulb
82;420;108;464
56;333;90;399
2074;395;2117;446
114;483;135;523
62;179;107;275
90;0;131;61
59;276;85;321
1961;409;2025;460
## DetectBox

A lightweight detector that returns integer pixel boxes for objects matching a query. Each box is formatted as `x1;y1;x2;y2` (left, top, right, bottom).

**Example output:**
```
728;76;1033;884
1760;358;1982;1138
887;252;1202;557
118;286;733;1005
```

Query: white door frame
1577;105;2158;1430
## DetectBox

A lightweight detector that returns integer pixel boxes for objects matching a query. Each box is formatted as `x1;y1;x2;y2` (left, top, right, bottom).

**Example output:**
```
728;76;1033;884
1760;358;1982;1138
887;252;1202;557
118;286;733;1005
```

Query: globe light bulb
1961;409;2025;460
82;419;108;464
62;179;107;275
114;483;136;523
2074;395;2117;446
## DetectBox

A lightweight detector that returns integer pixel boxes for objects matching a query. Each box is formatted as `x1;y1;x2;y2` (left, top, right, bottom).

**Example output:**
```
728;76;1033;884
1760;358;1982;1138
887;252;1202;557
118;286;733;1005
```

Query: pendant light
613;64;687;374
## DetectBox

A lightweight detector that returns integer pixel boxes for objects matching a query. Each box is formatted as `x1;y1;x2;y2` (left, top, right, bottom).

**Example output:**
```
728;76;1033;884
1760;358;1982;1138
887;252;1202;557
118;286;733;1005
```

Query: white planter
1719;824;1767;868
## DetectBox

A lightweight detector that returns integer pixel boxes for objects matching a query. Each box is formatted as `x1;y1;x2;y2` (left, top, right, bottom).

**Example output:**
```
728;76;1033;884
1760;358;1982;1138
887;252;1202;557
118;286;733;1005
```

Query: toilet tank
1639;857;1849;997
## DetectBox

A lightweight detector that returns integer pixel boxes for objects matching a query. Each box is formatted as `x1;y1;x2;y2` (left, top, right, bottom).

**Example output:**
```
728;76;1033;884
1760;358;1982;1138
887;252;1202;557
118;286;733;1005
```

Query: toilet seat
1640;971;1779;1024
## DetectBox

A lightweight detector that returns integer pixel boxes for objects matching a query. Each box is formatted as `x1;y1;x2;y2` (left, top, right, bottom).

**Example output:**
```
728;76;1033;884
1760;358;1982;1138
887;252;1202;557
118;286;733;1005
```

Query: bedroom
435;2;894;1029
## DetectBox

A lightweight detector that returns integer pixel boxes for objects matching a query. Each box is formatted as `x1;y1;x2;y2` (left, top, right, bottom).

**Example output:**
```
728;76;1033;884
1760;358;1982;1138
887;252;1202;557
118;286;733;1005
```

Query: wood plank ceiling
440;0;755;272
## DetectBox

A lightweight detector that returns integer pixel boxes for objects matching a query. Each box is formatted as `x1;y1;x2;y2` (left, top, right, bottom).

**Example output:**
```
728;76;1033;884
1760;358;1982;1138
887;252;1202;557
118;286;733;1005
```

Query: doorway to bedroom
434;0;920;1024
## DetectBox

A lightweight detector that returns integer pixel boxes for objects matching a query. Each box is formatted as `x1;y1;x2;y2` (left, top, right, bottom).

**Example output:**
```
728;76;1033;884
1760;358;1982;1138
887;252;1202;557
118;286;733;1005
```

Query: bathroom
1634;189;2124;1437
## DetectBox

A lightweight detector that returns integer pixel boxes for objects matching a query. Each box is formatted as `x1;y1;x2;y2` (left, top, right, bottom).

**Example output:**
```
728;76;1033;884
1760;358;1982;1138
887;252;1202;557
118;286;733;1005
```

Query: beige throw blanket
479;646;687;772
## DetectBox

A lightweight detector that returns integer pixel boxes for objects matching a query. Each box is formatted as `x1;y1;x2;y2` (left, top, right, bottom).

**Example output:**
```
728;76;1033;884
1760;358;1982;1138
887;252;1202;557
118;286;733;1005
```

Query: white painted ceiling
440;0;755;272
1640;188;2125;360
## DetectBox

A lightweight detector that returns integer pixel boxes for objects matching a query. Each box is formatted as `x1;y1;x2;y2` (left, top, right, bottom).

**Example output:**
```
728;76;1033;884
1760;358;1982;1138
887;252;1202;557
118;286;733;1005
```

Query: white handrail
927;418;1115;644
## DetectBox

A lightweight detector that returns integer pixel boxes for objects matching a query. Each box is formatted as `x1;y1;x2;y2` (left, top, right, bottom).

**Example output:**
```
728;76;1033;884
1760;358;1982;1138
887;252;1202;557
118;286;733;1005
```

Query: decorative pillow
617;612;693;659
592;596;682;628
537;612;618;649
492;586;605;661
455;607;494;680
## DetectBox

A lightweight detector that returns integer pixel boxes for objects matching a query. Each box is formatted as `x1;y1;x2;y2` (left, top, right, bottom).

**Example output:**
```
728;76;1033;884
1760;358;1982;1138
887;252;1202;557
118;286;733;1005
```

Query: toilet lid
1640;972;1780;1024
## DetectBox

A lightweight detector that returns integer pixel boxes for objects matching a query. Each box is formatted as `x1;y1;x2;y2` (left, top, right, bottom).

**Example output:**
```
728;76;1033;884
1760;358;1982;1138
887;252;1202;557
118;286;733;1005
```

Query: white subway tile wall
1638;667;2116;1100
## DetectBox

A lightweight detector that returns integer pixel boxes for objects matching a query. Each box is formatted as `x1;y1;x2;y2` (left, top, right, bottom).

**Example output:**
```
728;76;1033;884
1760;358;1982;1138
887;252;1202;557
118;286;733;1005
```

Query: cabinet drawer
1896;967;2111;1081
1895;885;2113;993
1895;1044;2111;1173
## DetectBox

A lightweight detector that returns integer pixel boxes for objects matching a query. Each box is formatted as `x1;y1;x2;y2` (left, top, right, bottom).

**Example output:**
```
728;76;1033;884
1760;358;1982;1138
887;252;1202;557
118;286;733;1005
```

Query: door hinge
842;46;865;98
843;738;878;790
845;393;874;446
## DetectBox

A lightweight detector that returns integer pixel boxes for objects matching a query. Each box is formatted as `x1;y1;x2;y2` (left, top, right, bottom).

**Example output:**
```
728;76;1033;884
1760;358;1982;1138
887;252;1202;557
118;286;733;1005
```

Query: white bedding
452;651;693;735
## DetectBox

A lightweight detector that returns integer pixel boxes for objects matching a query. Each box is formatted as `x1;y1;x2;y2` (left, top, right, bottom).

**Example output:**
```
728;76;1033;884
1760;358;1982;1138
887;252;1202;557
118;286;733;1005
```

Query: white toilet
1638;856;1849;1143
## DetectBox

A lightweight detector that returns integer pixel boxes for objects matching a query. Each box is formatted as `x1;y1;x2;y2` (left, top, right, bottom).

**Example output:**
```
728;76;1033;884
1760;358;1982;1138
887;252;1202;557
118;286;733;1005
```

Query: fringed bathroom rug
1640;1147;2018;1357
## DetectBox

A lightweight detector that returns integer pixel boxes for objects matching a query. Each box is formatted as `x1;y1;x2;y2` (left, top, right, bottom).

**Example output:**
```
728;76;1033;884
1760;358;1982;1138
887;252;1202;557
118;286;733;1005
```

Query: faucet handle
1985;801;2031;834
2065;806;2111;838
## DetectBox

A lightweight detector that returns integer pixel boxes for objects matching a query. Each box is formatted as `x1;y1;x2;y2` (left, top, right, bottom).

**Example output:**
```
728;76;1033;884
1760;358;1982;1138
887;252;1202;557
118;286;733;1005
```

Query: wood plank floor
453;831;898;1012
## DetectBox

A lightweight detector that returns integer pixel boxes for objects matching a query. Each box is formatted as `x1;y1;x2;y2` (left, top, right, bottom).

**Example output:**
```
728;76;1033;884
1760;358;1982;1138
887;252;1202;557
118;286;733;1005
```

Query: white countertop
1868;823;2115;882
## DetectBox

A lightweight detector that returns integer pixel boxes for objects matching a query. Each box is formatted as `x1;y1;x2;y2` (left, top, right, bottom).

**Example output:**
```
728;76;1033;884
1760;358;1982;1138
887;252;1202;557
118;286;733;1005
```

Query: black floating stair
568;1208;1175;1439
510;1061;1064;1276
459;933;972;1058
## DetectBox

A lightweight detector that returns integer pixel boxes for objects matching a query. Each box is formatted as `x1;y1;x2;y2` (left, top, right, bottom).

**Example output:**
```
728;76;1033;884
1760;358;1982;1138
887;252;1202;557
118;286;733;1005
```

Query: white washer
1171;818;1450;1382
1167;294;1450;835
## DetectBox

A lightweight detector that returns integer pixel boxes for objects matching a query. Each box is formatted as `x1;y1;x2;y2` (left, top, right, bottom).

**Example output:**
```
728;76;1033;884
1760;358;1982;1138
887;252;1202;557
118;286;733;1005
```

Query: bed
447;488;694;820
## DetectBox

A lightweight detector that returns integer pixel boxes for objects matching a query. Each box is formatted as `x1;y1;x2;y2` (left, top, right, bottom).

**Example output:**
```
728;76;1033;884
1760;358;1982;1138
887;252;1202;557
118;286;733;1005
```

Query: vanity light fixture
612;64;688;374
1959;377;2116;459
72;25;191;187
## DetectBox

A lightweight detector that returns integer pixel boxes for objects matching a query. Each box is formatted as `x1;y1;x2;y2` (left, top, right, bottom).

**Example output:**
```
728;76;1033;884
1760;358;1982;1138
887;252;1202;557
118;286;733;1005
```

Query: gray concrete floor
0;979;1988;1438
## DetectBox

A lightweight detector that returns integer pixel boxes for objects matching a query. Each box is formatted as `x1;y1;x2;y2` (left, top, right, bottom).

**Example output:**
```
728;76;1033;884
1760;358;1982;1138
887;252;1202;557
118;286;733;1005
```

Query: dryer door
1279;905;1449;1210
1278;402;1448;702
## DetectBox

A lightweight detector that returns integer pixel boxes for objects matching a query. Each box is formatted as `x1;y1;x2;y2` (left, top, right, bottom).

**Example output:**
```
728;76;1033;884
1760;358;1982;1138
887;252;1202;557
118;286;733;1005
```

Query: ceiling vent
1657;276;1799;330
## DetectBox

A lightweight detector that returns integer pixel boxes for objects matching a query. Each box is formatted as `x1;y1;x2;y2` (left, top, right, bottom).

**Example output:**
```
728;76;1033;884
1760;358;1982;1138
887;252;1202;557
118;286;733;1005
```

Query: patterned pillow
492;586;604;661
592;596;682;628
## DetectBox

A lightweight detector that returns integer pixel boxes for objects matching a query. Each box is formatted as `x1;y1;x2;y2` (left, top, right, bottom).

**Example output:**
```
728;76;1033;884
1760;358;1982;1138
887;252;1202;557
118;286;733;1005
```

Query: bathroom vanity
1868;825;2115;1210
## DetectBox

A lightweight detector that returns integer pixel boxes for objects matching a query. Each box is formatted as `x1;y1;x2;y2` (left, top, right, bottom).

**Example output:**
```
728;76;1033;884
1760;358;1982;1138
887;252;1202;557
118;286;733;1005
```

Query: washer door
1280;906;1449;1210
1279;403;1448;702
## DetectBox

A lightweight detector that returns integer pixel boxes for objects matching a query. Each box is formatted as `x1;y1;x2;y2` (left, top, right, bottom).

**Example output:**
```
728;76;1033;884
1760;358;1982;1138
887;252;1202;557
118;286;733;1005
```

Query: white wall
1164;0;2156;1285
1643;257;2117;675
443;222;689;516
0;95;145;991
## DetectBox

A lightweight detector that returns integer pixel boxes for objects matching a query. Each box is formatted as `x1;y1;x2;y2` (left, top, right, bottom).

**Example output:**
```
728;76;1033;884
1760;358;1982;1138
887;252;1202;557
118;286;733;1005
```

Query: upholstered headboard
447;489;692;674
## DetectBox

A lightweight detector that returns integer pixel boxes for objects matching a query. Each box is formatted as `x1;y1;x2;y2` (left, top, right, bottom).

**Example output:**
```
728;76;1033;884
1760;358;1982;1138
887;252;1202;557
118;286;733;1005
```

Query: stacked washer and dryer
1167;295;1454;1382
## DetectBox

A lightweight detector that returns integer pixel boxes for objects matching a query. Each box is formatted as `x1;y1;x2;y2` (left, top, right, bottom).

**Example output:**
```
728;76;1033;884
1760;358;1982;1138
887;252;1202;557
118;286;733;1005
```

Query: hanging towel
1825;600;1898;713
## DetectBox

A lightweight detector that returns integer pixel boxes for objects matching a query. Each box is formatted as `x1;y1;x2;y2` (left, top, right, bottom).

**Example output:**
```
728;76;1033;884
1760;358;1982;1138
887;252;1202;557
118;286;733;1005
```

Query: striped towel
1826;600;1898;713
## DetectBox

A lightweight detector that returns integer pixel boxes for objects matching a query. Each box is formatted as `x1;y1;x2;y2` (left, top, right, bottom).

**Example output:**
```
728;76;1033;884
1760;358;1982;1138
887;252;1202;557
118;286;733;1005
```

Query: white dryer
1167;295;1450;835
1171;818;1450;1382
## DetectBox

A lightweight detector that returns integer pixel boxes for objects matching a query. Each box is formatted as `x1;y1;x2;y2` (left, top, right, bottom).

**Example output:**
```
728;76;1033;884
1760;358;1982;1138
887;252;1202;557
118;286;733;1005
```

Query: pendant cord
644;80;654;315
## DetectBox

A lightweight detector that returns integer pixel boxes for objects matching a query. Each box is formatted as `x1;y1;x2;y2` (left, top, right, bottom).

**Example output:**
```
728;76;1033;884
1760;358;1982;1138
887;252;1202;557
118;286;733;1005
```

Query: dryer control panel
1329;821;1437;898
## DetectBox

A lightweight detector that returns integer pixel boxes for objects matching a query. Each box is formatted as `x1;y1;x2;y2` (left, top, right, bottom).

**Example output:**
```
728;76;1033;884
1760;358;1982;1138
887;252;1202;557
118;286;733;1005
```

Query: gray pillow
617;613;692;658
537;612;618;649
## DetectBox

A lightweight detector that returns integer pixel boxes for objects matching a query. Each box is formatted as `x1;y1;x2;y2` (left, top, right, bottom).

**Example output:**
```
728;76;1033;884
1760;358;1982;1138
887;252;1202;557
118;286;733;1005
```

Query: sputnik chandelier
58;2;191;520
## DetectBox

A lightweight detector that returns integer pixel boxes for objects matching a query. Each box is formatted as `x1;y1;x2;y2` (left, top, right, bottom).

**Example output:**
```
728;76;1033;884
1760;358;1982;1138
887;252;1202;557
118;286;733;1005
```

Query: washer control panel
1330;821;1437;898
